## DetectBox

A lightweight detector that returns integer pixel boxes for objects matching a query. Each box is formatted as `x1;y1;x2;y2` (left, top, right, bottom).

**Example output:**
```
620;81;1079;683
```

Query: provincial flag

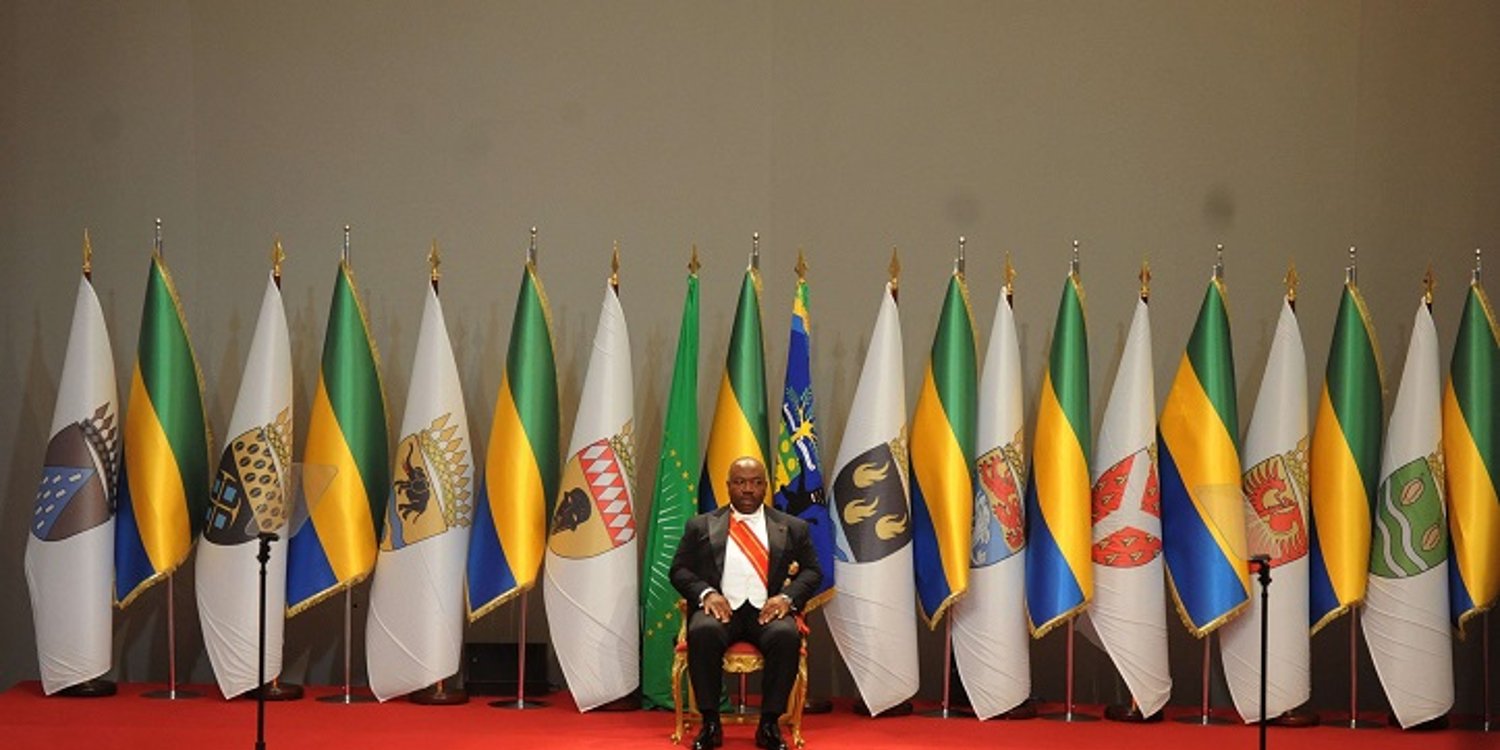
1159;275;1249;636
115;252;210;607
640;257;700;710
771;267;835;610
823;272;919;715
367;271;475;700
467;260;559;620
952;267;1031;718
196;267;293;698
1082;294;1170;716
910;268;976;625
1025;269;1092;635
26;243;119;694
1221;293;1313;722
287;259;390;614
1309;278;1383;632
699;263;769;510
1363;294;1452;728
544;270;640;711
1445;274;1499;630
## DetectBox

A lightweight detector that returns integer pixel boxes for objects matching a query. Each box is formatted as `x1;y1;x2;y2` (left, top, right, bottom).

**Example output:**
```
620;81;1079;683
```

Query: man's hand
702;591;732;623
757;594;792;625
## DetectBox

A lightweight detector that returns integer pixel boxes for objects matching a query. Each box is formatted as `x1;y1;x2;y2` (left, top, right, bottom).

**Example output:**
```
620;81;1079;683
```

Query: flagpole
493;228;547;711
260;238;304;703
141;219;200;702
1342;246;1378;730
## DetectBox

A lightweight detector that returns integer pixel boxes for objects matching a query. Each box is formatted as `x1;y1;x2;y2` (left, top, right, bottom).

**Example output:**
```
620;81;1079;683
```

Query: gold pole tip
688;244;701;275
1139;259;1151;300
795;249;807;280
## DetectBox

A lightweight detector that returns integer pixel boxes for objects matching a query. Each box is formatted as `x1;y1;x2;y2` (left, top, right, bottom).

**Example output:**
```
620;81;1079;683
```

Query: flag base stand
1269;706;1319;727
853;700;911;717
996;698;1038;720
489;698;548;709
258;681;304;701
1041;708;1099;722
143;687;202;700
316;690;376;704
1172;711;1230;725
1105;703;1161;723
802;697;833;715
1329;712;1383;729
409;678;468;706
56;679;116;698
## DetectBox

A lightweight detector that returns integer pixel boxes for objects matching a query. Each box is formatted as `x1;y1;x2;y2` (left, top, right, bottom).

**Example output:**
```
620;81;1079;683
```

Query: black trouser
686;602;800;719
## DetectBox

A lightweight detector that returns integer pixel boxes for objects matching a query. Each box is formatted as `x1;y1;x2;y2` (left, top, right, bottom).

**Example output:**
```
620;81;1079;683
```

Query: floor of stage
0;682;1488;750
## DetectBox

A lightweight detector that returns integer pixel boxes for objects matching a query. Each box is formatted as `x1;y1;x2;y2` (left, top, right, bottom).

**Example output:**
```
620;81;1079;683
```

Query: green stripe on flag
1327;285;1383;499
728;270;770;462
1049;276;1091;465
930;274;977;460
324;263;389;533
507;266;560;511
1184;279;1240;450
1452;285;1498;482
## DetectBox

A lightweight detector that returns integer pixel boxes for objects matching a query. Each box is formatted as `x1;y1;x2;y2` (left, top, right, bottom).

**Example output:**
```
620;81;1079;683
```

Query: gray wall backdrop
2;0;1497;715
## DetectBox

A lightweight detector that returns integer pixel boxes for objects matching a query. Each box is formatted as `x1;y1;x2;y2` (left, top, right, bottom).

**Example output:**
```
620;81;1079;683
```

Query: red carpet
0;682;1489;750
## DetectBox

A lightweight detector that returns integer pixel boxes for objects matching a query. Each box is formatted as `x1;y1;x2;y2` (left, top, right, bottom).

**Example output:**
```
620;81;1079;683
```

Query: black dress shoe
691;719;723;750
754;721;788;750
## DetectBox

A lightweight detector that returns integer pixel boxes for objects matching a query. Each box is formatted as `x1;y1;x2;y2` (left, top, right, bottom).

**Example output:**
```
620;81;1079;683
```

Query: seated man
670;456;823;750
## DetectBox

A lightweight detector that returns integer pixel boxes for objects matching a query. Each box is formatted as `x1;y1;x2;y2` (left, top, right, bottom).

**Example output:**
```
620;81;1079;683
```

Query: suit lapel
765;508;789;591
708;506;730;584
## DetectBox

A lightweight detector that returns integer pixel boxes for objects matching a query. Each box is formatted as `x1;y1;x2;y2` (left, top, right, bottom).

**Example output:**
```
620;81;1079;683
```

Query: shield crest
548;437;636;559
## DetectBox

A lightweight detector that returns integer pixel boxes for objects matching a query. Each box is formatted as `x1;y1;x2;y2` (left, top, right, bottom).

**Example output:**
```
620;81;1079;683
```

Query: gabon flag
1309;266;1383;633
699;256;769;509
467;256;559;620
1445;262;1499;631
287;257;390;615
115;250;210;607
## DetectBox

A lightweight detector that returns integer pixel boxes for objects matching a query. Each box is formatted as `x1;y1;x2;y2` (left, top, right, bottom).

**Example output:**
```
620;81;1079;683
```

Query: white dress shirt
720;507;769;610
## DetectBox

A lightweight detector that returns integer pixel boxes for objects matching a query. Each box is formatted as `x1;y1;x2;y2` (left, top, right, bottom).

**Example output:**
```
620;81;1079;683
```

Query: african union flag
1024;269;1091;636
1159;275;1249;636
1309;278;1382;633
467;260;559;620
700;263;769;510
115;252;210;607
910;267;976;625
287;259;390;615
1445;273;1498;631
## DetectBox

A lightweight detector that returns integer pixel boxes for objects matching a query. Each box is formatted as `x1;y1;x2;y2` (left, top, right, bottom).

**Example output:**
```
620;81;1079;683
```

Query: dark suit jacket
670;504;823;611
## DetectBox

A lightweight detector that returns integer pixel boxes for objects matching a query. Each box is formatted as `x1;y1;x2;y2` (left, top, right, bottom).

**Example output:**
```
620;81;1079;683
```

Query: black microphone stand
1249;554;1273;750
256;532;279;750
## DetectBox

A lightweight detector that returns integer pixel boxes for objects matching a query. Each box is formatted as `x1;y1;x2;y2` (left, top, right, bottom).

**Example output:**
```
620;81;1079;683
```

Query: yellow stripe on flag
1444;383;1500;629
910;366;973;618
704;371;766;506
1032;371;1093;600
1159;358;1250;584
486;373;547;599
123;366;190;585
305;377;377;585
1309;386;1372;626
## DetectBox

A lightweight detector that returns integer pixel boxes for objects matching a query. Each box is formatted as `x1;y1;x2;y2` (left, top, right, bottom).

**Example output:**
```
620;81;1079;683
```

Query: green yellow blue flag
910;268;976;625
1159;276;1250;636
640;258;700;709
1445;275;1498;630
467;261;559;620
115;252;210;607
287;260;390;614
1024;270;1092;635
1309;279;1383;633
699;264;769;510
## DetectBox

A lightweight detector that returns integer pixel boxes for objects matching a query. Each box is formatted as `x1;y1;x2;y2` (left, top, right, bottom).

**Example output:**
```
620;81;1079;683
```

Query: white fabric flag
366;283;474;701
824;283;919;715
196;273;293;699
1363;300;1453;728
542;282;639;711
1079;298;1170;717
951;289;1030;719
1222;297;1312;721
26;275;119;695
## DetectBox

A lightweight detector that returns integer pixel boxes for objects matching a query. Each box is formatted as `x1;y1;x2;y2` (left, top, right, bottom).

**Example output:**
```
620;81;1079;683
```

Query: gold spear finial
428;239;441;286
1284;261;1299;304
889;248;901;301
82;229;93;279
1423;265;1436;306
272;235;285;285
1140;259;1152;302
610;240;620;291
688;244;700;275
795;248;807;282
1003;251;1016;302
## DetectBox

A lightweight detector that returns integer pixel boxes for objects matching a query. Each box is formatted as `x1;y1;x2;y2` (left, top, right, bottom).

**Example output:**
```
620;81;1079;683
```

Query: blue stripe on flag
1158;436;1247;628
1307;517;1339;627
1022;466;1083;626
286;521;336;608
113;457;155;600
911;471;952;619
1449;560;1476;625
466;479;519;608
